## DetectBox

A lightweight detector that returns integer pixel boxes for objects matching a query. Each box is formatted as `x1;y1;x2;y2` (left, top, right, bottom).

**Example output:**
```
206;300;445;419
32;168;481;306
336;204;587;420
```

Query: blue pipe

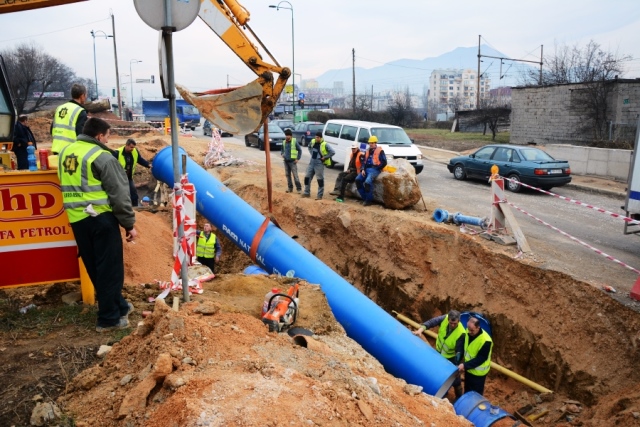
433;208;452;223
454;391;515;427
152;146;458;398
453;212;488;229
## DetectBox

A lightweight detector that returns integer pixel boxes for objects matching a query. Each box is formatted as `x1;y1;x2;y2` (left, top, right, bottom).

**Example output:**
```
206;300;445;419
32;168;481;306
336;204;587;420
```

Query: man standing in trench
114;139;151;207
413;310;466;399
458;315;493;396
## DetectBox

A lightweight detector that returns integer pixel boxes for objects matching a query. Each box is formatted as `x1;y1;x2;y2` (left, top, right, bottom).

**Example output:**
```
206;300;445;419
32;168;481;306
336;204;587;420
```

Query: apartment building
429;68;491;112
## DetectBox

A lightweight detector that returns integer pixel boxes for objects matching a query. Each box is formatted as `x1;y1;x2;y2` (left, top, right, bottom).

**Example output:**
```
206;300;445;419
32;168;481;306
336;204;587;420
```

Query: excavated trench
211;172;640;419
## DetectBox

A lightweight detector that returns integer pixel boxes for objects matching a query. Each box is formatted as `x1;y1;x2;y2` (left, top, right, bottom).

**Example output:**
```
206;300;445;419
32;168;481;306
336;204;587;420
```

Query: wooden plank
501;203;531;252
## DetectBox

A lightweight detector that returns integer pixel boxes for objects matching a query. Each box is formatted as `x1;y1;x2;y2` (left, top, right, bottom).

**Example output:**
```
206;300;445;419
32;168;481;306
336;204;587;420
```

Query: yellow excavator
177;0;291;135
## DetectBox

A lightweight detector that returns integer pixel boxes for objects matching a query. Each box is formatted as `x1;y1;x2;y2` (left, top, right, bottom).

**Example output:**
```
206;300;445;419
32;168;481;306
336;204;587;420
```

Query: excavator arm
176;0;291;134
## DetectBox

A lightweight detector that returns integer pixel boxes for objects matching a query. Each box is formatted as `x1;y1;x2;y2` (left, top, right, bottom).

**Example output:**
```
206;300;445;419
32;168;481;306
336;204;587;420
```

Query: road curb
564;183;626;200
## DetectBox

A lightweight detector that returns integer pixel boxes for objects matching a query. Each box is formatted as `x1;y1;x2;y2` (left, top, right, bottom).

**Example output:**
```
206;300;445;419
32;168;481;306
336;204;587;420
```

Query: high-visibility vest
285;138;298;160
116;146;140;175
57;140;112;223
464;329;493;376
312;139;331;166
436;315;466;359
51;101;84;154
364;146;383;166
196;231;216;258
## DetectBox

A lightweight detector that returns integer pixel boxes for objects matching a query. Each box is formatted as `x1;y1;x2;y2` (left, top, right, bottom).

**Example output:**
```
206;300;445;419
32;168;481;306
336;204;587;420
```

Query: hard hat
142;196;150;202
351;142;358;149
368;136;378;143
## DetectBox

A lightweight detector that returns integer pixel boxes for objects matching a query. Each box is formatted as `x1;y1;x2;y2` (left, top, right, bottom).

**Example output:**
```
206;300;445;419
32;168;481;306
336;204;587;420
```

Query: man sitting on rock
355;136;387;206
330;142;363;203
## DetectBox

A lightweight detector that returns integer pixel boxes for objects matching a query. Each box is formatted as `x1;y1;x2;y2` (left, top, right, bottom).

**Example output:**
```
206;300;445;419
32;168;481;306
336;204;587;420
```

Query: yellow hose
392;311;553;394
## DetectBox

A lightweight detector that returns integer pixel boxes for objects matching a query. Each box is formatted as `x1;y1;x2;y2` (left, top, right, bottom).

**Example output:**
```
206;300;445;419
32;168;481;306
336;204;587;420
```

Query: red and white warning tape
502;176;639;226
507;201;640;275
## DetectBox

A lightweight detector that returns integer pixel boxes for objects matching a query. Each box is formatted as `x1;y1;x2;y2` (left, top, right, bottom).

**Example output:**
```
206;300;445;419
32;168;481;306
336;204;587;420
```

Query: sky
0;0;639;102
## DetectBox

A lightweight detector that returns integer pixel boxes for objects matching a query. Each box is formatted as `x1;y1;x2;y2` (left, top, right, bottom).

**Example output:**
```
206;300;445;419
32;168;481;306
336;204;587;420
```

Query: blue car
446;144;571;192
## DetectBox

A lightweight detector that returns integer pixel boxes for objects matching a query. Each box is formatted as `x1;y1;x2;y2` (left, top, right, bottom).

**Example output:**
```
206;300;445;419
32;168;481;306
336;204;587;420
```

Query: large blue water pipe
153;146;458;398
453;391;515;427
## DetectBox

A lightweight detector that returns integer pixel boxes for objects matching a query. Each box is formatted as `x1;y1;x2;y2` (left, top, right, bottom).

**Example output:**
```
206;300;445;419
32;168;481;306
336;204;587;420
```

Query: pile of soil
2;129;640;426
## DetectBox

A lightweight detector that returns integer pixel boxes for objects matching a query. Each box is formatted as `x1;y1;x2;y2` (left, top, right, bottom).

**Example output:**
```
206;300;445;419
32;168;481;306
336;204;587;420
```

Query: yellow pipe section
393;311;553;395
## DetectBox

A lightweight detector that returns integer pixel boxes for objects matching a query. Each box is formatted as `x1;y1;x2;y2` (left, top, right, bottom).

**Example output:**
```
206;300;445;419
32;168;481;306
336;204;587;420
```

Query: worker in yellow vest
281;129;302;193
302;131;335;200
51;83;88;154
114;139;151;206
413;310;466;399
458;315;493;396
196;223;222;274
57;117;137;333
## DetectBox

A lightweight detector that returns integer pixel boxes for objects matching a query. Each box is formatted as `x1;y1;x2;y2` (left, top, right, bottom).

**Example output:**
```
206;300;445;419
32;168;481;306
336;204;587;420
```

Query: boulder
345;158;422;209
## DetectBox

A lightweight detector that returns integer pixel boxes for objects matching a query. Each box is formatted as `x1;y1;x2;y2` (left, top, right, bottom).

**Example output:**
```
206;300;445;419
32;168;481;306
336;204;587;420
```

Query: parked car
291;121;325;147
244;123;286;151
270;119;294;131
203;120;233;137
446;144;571;192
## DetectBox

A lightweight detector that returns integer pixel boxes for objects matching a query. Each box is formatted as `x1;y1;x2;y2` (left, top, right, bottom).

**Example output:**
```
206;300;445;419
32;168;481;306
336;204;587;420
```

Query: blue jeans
355;167;381;202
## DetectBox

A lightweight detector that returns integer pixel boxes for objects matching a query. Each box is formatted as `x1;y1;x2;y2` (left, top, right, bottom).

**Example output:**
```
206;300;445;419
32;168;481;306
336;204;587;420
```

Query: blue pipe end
433;208;450;223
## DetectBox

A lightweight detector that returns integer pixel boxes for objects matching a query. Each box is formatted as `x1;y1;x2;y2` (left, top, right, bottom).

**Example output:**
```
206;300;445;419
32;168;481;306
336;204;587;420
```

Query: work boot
329;190;340;196
121;301;134;322
315;196;323;200
301;193;310;198
96;318;129;333
286;188;293;193
363;200;372;206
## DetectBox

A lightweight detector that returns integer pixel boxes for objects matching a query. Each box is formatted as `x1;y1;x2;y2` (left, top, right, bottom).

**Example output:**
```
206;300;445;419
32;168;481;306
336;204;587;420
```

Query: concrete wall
511;81;640;146
544;144;632;181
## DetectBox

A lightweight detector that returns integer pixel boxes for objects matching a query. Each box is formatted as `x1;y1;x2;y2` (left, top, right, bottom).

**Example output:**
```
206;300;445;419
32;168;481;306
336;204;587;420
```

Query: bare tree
386;87;416;127
519;40;632;140
2;42;78;114
448;94;464;114
465;98;511;140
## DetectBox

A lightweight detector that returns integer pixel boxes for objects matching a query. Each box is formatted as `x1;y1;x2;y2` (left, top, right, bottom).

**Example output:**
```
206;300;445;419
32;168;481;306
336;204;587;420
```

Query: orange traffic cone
630;276;640;301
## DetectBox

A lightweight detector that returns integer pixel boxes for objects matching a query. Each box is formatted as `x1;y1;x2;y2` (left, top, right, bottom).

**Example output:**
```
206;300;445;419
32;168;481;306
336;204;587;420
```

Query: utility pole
539;45;544;85
370;85;373;111
352;48;356;114
476;35;481;110
476;35;545;109
111;12;123;120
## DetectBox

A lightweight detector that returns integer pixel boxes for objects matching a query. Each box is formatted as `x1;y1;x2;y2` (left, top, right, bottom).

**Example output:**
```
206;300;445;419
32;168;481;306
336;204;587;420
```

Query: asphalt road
195;130;640;291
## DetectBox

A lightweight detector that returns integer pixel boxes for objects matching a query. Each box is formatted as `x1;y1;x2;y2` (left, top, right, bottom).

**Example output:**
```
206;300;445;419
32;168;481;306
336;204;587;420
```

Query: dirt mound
60;278;469;427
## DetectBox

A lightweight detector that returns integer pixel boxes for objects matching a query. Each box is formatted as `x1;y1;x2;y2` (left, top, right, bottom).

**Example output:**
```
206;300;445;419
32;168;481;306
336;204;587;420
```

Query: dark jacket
12;121;37;169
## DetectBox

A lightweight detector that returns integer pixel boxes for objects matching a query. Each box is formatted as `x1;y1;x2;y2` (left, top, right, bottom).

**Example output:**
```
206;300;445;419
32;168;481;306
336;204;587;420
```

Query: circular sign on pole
134;0;200;32
298;92;305;100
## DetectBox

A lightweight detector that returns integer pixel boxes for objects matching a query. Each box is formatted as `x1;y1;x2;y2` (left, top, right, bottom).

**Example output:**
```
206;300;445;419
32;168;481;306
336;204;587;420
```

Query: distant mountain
314;45;530;94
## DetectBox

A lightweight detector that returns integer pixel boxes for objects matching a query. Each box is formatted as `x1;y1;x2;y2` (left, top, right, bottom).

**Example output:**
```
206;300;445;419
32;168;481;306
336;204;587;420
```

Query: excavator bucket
176;80;263;135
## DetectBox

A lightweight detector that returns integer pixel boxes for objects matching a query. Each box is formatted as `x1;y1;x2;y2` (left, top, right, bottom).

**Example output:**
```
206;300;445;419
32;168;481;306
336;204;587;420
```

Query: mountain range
313;45;535;94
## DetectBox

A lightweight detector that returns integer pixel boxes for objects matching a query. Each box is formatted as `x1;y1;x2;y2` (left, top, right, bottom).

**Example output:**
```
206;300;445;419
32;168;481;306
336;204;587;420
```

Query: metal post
130;59;142;112
539;44;544;86
162;0;189;302
476;35;481;109
270;2;294;120
91;30;98;99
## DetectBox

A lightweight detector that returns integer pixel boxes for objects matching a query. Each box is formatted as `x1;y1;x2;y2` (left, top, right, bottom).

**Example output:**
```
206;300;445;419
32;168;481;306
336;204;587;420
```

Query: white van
322;120;423;174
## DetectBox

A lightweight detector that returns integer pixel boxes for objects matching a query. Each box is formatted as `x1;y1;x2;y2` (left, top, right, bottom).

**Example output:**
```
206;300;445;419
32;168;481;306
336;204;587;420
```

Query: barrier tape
170;176;196;289
502;176;640;226
507;201;640;275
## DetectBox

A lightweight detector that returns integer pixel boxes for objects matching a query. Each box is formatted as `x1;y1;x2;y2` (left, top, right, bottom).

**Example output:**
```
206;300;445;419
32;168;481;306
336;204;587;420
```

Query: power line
0;18;109;44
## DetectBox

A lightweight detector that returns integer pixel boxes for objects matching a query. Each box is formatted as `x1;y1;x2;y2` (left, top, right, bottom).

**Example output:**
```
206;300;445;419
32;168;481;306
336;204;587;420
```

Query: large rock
345;158;422;209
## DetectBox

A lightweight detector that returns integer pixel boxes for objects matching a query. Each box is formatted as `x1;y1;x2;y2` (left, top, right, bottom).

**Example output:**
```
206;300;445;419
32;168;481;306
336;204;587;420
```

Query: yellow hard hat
368;136;378;143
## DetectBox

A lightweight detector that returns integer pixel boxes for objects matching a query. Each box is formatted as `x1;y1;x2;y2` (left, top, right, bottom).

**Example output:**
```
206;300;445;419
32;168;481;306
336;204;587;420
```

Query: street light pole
90;30;112;100
270;1;294;120
130;59;142;112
